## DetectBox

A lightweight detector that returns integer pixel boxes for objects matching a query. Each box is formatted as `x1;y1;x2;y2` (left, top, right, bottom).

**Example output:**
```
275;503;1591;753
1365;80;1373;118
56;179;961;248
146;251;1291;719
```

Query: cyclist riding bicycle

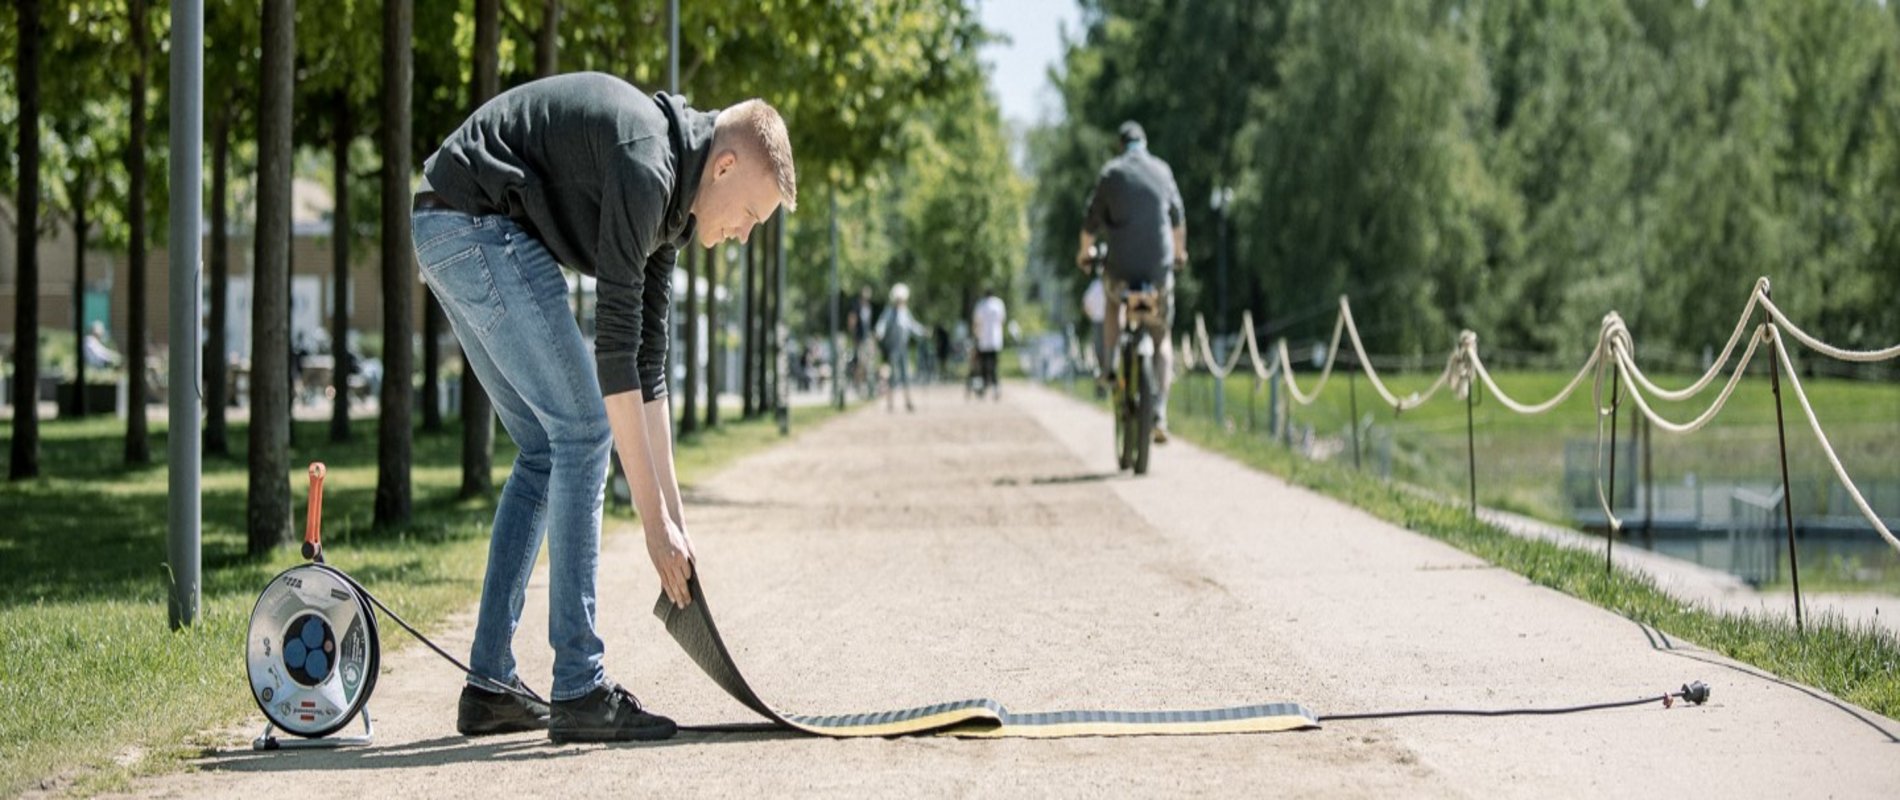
1077;120;1186;443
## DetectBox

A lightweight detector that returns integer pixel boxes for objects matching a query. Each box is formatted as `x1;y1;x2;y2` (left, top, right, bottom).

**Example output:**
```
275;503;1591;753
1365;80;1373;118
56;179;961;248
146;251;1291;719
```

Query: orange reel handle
303;462;327;561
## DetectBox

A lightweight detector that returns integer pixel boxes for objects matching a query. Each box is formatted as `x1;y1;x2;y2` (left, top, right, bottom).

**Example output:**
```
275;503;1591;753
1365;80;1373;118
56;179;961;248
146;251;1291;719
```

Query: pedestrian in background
969;286;1006;400
875;283;928;412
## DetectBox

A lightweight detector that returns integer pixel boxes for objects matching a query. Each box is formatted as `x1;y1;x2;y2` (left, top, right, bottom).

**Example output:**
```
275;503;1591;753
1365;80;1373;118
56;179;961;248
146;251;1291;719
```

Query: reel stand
246;463;381;751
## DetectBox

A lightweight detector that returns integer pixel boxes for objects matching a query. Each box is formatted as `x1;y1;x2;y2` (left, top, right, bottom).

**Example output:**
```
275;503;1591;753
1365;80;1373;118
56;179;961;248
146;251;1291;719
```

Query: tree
205;90;233;452
1768;0;1895;351
1032;0;1898;362
248;0;294;554
888;86;1029;331
123;0;152;464
419;264;444;433
9;0;44;480
706;241;721;429
534;0;558;77
291;0;377;443
40;2;131;420
461;0;498;499
203;0;258;457
375;0;414;527
1033;0;1289;337
680;244;698;433
741;234;756;417
410;0;486;437
552;0;993;412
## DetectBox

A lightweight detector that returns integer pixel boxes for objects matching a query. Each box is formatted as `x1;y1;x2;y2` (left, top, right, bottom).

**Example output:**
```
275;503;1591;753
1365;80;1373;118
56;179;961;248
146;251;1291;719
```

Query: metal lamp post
1209;186;1233;330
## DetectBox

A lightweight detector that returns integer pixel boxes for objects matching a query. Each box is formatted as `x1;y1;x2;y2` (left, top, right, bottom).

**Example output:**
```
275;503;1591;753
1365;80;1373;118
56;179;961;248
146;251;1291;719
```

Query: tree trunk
752;221;767;414
753;232;765;416
248;0;294;554
70;172;87;417
741;231;755;418
474;0;499;99
330;98;352;442
421;206;442;432
680;245;698;434
205;100;231;456
752;218;767;418
421;289;443;431
375;0;414;527
125;0;150;465
765;214;780;415
461;0;499;499
706;242;720;428
10;0;43;480
535;0;559;77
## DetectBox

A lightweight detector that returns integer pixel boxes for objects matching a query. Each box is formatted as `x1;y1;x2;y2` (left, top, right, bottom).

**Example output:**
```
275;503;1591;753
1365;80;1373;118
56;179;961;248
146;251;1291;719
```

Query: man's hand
645;518;697;608
609;391;699;609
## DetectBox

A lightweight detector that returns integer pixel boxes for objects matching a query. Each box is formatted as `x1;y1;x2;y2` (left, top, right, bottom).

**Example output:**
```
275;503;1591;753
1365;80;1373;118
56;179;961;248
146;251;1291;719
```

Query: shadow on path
196;724;807;775
993;471;1123;487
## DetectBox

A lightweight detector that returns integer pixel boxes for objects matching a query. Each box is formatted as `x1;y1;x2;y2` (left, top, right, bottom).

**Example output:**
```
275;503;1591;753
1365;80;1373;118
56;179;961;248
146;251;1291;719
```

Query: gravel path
115;382;1899;799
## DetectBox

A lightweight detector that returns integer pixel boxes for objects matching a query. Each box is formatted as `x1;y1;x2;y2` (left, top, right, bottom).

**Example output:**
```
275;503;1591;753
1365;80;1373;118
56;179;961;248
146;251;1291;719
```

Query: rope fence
1178;277;1898;627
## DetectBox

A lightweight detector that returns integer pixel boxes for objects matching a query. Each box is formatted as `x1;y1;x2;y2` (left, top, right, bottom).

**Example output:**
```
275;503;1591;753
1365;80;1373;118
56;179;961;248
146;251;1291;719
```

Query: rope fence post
1214;366;1227;431
1248;375;1259;432
1642;414;1653;541
1182;339;1195;417
1284;364;1295;448
1606;367;1620;576
1270;353;1282;441
1347;351;1361;471
1763;285;1805;634
1465;373;1476;517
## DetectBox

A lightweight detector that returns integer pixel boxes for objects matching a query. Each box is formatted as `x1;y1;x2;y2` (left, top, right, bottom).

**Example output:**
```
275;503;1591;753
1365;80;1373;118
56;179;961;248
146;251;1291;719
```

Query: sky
977;0;1085;130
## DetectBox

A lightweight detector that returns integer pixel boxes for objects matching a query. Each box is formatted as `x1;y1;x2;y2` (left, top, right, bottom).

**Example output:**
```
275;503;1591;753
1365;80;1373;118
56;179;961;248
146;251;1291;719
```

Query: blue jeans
885;343;911;387
412;208;611;701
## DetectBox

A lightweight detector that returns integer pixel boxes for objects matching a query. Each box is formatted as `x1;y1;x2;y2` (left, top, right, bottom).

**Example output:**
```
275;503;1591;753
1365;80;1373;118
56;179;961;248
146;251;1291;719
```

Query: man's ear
713;151;738;180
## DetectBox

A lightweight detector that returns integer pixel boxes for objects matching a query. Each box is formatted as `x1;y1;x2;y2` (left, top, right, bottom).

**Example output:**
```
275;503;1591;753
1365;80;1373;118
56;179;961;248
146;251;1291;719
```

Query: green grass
0;404;839;798
1084;376;1900;720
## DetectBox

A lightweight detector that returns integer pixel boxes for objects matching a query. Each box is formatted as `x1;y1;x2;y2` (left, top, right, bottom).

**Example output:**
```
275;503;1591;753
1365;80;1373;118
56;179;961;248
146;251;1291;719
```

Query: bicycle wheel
1116;338;1136;470
1133;346;1155;476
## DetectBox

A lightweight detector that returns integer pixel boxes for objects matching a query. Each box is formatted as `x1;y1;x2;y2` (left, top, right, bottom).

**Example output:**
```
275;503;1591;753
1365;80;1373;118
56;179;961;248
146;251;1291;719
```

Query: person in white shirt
969;287;1007;400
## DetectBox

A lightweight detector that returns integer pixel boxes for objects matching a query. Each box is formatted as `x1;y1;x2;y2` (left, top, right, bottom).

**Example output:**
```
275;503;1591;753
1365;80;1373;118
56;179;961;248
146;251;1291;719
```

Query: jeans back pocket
422;245;507;336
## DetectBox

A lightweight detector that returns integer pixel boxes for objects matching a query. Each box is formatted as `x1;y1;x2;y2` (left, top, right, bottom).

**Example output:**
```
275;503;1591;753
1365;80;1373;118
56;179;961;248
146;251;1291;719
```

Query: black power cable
331;568;549;705
1320;682;1710;722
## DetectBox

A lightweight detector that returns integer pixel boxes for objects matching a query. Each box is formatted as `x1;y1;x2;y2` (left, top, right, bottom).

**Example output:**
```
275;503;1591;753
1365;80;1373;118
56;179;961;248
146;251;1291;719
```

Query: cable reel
245;464;379;749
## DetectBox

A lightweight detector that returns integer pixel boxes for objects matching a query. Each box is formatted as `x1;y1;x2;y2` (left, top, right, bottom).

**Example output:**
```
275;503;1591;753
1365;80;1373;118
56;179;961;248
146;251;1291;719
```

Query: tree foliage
1034;0;1900;359
4;0;1032;481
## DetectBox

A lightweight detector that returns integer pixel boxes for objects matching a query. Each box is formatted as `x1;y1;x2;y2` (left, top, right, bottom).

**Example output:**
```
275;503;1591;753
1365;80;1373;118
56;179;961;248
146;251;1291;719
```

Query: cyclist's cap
1118;120;1146;145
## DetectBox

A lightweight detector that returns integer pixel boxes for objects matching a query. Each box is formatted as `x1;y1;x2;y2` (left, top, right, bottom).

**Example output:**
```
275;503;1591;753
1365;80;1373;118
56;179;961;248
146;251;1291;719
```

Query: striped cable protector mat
653;575;1317;738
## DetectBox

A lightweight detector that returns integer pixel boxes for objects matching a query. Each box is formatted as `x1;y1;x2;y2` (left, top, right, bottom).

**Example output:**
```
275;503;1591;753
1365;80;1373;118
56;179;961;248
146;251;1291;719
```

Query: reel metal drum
246;562;379;740
246;464;379;749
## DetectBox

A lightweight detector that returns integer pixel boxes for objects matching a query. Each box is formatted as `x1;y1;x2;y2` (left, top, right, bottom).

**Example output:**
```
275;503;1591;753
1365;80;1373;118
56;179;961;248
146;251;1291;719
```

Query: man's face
692;151;781;248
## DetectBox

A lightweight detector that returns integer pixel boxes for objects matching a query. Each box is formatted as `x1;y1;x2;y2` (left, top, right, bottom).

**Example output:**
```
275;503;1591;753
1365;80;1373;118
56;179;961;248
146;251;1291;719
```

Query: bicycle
1088;248;1162;475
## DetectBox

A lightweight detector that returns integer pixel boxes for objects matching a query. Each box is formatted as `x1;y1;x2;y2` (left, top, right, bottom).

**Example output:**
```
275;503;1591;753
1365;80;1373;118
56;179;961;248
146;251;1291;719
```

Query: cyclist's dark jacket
422;72;715;402
1082;145;1184;286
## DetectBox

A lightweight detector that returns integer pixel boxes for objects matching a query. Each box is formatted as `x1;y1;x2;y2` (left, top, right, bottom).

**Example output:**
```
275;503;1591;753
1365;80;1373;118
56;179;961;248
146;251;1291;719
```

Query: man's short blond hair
715;99;797;212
